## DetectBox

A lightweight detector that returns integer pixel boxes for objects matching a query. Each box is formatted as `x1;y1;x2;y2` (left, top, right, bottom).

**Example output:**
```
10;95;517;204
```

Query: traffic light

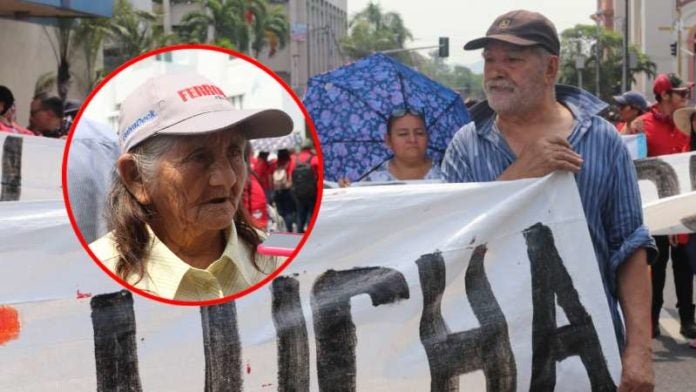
438;37;449;58
671;42;677;57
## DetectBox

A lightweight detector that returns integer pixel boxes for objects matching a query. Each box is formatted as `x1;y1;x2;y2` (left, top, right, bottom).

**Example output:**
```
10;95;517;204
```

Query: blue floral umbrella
303;53;470;181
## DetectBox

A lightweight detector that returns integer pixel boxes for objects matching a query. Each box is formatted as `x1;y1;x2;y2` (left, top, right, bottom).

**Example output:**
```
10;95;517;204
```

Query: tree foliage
179;0;289;57
558;24;656;101
341;2;413;64
415;52;484;100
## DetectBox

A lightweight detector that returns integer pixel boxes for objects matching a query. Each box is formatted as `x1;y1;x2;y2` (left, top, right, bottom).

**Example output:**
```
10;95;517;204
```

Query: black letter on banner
1;135;22;201
416;249;516;391
524;223;615;391
690;154;696;191
272;276;309;392
201;301;242;392
90;290;143;392
311;267;410;392
684;154;696;230
635;158;679;198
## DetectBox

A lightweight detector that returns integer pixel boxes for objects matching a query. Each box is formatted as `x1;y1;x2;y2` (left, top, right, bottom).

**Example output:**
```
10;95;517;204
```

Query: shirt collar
142;223;253;300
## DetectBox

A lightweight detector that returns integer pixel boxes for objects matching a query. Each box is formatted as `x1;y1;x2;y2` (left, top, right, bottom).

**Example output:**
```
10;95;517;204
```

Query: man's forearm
616;248;654;390
617;248;652;351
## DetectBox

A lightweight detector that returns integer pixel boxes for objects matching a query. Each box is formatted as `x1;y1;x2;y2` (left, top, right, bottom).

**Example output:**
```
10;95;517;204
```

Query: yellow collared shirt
90;223;278;301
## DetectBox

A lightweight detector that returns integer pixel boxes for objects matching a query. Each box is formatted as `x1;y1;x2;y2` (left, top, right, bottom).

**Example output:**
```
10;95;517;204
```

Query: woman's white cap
117;72;294;152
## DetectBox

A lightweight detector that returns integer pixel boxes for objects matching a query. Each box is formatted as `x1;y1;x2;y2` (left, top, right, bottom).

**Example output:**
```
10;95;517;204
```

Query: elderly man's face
146;131;248;236
482;42;553;115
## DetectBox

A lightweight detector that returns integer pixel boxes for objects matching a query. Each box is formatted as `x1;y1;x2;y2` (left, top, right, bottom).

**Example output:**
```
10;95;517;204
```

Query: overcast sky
346;0;598;69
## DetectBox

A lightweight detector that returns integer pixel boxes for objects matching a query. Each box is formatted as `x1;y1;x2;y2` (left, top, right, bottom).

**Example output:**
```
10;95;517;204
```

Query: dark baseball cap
653;73;694;96
613;91;648;112
464;10;560;55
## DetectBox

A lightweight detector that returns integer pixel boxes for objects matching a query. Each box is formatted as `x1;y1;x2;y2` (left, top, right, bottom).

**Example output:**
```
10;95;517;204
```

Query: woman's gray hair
106;134;262;283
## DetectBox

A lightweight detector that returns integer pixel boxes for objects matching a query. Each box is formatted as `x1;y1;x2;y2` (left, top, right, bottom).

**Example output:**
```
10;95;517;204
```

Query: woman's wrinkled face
146;131;247;235
386;114;428;161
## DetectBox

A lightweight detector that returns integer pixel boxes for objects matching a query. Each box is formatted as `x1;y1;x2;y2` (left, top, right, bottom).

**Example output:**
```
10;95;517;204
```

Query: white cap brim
126;108;293;151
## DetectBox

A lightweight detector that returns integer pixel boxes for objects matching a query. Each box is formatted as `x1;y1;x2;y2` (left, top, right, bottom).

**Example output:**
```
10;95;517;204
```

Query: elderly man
442;10;656;390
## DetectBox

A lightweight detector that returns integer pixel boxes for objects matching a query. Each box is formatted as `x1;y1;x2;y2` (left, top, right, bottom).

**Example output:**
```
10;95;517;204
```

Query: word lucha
90;224;615;391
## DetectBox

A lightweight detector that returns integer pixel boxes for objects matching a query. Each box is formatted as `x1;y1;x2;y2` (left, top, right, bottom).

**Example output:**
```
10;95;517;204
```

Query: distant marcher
363;108;443;182
252;150;275;201
613;91;648;133
243;142;270;230
293;139;319;233
634;74;696;339
30;96;65;138
27;92;46;133
272;148;297;232
0;86;34;135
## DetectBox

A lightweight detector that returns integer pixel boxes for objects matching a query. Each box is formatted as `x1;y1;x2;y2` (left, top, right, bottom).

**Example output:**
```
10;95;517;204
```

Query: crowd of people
0;85;77;138
612;73;696;350
248;139;319;233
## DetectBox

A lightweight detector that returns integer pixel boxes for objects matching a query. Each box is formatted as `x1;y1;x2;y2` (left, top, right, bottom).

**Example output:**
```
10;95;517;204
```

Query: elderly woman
363;108;443;181
89;72;293;301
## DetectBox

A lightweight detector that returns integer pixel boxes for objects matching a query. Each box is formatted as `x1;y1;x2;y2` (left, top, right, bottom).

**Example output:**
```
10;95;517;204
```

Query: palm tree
72;17;111;93
181;0;288;56
250;3;289;57
180;0;251;51
341;2;412;62
42;18;75;103
107;0;162;60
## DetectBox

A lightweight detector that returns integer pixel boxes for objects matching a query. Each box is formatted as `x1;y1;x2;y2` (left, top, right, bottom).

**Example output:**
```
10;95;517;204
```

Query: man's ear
117;154;151;205
546;55;559;84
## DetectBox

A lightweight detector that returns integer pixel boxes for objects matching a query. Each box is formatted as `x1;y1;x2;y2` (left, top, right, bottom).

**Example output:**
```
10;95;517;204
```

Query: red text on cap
177;84;226;102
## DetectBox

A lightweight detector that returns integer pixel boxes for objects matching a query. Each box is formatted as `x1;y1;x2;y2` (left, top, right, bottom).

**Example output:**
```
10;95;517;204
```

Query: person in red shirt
613;91;648;133
244;144;269;230
633;73;696;339
0;86;34;136
631;73;691;155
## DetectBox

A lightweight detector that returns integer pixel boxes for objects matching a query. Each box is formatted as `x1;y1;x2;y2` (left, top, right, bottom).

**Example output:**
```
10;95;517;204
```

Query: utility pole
591;10;602;97
677;3;683;75
622;0;629;91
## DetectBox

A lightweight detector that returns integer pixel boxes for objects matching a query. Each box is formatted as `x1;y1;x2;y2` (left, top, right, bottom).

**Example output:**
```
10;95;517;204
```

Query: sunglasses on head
390;107;423;118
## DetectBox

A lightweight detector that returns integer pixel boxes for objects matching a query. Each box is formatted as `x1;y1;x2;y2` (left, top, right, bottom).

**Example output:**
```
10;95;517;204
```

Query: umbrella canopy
303;53;470;181
251;132;302;152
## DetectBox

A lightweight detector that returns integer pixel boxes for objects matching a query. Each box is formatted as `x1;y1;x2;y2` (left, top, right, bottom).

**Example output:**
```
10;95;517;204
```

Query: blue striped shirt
442;85;656;345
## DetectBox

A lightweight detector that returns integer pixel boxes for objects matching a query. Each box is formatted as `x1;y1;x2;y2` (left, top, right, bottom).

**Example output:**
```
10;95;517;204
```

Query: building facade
167;0;348;95
611;0;696;97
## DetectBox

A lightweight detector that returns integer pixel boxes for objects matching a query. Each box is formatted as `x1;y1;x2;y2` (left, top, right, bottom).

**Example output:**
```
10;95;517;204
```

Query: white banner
0;173;622;391
636;151;696;234
0;134;64;201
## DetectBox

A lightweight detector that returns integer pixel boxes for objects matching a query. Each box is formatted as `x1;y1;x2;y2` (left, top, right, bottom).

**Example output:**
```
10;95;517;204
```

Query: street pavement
653;270;696;392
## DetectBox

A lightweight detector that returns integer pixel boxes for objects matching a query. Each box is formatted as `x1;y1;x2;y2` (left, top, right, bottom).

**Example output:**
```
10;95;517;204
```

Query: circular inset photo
62;44;322;305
